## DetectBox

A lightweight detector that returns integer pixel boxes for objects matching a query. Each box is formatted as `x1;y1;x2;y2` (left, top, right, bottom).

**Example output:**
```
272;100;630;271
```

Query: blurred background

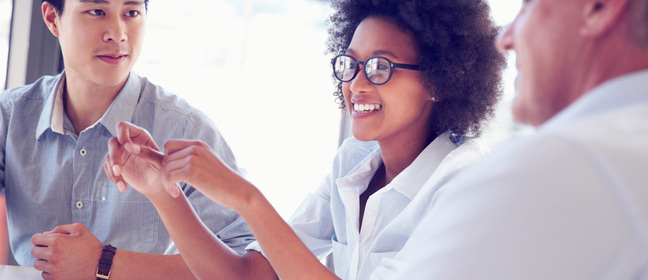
0;0;526;264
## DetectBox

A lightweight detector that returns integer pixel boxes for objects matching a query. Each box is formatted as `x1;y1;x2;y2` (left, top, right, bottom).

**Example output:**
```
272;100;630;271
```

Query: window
134;0;340;219
134;0;527;218
483;0;533;146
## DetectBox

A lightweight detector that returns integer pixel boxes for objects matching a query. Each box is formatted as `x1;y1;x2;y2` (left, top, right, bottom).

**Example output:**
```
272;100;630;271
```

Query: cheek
129;25;146;46
342;83;352;103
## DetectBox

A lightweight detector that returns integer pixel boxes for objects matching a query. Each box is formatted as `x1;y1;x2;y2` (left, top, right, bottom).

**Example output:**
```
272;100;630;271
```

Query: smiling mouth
353;103;382;113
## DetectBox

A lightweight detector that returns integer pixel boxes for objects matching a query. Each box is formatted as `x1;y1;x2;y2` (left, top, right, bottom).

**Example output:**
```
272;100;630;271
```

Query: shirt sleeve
178;111;255;254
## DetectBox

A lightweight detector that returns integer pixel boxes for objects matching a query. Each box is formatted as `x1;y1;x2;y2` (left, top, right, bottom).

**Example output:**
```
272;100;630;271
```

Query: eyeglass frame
331;54;421;85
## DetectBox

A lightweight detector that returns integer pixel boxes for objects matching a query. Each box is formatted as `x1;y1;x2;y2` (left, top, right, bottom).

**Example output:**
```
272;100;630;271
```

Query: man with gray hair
384;0;648;278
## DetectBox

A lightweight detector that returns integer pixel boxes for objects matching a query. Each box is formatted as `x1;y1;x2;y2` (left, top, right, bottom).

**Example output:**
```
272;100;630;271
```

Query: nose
495;24;513;54
349;63;372;93
103;15;127;42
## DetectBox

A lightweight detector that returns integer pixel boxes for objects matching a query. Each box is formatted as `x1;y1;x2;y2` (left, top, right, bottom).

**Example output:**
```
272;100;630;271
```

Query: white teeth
353;103;382;113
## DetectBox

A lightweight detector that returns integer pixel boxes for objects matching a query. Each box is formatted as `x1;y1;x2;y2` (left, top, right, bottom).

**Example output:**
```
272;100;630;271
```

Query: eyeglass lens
333;56;392;85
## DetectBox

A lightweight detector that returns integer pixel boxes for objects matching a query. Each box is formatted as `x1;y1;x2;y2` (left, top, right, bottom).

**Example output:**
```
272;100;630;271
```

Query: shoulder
1;74;60;106
135;76;217;133
437;136;490;173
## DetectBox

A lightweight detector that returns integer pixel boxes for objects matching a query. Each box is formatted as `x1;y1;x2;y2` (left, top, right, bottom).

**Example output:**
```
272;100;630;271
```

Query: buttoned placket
70;129;97;223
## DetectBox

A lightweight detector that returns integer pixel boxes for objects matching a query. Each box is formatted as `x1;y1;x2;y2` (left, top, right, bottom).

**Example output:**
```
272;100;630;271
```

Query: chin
351;129;375;142
94;71;131;87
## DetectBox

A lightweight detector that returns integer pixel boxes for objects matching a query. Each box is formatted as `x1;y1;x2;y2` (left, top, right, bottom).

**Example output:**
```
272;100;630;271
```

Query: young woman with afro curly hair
103;0;505;279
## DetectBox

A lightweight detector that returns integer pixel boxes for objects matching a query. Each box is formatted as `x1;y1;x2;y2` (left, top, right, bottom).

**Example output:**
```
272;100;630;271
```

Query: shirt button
101;197;106;201
75;201;84;209
79;148;88;157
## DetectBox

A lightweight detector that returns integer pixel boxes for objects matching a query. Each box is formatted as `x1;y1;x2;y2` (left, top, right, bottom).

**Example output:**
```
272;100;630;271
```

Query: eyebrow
346;48;400;60
78;0;145;6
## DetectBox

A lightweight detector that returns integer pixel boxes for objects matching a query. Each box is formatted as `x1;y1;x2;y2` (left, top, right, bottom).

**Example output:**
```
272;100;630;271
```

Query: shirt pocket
331;234;351;279
94;191;162;253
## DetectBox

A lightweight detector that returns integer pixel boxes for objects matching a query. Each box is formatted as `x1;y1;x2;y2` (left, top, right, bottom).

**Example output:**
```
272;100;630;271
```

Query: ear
42;2;60;37
580;0;631;38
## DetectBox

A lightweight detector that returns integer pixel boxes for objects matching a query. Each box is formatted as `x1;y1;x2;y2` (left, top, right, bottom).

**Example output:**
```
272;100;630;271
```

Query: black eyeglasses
331;54;420;85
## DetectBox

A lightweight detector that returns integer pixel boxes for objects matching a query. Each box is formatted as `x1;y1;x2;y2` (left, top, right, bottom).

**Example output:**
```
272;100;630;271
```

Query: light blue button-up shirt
0;71;254;266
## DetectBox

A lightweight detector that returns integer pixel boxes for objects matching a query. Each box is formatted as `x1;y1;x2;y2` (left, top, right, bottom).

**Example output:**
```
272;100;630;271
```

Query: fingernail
171;186;180;198
124;143;133;153
117;182;127;192
112;165;121;176
132;144;141;155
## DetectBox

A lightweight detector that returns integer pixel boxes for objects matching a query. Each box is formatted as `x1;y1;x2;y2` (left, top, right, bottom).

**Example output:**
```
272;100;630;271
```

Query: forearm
110;251;194;280
237;189;339;280
149;191;274;280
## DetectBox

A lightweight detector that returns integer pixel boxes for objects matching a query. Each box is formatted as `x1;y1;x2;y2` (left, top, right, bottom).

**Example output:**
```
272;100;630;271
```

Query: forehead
347;16;418;61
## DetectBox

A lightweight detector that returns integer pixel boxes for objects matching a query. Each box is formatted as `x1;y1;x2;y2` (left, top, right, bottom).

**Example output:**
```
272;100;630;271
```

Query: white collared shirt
248;132;488;279
390;70;648;279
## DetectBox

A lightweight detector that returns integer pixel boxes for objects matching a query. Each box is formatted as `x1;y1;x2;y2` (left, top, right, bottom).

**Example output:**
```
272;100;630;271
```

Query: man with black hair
0;0;253;279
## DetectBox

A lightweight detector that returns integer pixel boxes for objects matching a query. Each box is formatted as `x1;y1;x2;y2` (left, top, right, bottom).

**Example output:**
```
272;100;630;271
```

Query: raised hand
103;121;180;198
154;139;253;211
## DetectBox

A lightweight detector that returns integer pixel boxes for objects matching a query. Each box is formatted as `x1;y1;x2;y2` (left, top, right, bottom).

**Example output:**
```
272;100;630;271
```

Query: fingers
33;258;51;273
115;121;134;147
163;139;208;155
132;144;165;169
164;182;182;198
31;244;51;261
106;137;128;192
116;121;160;151
47;223;84;235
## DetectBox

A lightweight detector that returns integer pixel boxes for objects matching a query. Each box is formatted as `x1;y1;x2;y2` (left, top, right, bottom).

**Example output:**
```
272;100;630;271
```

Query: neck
574;19;648;99
63;71;128;135
377;131;435;183
580;46;648;96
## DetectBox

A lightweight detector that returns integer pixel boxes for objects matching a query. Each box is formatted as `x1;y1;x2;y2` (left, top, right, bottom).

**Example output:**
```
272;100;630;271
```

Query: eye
376;63;390;71
125;10;141;17
87;9;105;16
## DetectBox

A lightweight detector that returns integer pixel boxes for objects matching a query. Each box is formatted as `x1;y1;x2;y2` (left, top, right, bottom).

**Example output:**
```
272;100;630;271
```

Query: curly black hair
327;0;505;141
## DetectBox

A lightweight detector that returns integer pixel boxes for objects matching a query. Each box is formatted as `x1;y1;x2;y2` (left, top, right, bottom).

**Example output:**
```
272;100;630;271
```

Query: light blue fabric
0;71;254;266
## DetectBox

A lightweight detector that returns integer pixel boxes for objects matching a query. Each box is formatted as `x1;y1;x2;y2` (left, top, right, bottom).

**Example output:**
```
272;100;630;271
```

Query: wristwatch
96;244;116;280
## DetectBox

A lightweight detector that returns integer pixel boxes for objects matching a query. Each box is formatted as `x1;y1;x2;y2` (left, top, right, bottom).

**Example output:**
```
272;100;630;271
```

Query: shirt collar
338;131;459;200
389;131;458;199
36;72;66;139
542;69;648;130
35;71;141;139
99;71;141;137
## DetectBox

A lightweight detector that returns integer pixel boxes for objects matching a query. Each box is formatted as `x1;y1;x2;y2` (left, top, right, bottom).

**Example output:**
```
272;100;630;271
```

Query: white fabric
389;70;648;280
247;131;489;280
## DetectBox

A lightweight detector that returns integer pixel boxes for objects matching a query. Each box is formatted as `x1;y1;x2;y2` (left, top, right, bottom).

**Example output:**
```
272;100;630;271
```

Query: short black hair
42;0;149;15
328;0;506;141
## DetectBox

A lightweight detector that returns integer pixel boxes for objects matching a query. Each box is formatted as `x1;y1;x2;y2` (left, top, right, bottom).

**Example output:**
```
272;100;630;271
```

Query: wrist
238;186;267;218
96;244;116;280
